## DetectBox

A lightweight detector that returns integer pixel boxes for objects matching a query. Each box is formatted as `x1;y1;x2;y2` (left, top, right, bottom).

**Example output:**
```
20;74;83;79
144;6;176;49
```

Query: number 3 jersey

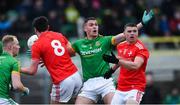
31;31;77;84
116;40;149;92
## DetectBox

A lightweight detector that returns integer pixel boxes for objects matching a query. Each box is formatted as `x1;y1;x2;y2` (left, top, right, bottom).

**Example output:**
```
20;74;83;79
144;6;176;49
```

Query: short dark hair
124;23;137;30
84;17;96;25
32;16;49;32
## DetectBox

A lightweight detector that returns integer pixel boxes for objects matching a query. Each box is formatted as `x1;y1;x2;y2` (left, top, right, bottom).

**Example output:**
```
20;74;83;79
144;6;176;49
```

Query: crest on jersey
95;41;101;47
81;44;87;48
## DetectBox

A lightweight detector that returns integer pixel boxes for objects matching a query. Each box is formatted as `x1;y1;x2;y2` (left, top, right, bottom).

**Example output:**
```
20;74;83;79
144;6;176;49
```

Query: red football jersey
116;40;149;92
31;31;77;84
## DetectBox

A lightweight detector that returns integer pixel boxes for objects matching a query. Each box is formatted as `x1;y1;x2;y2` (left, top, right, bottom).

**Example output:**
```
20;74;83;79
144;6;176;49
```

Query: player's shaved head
32;16;49;32
2;35;17;47
124;23;137;30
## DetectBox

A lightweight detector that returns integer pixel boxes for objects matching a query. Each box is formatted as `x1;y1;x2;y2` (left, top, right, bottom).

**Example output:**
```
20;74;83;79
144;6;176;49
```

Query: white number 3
51;40;65;56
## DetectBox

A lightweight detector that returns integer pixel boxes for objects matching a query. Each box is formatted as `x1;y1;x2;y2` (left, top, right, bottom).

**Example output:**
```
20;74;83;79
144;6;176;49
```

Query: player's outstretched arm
113;9;154;45
137;9;155;29
21;59;39;75
11;72;29;96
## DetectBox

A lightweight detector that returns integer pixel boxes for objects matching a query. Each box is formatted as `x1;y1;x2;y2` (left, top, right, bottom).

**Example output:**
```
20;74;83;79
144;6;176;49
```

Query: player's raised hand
104;68;115;79
21;87;30;96
142;9;155;25
102;52;119;64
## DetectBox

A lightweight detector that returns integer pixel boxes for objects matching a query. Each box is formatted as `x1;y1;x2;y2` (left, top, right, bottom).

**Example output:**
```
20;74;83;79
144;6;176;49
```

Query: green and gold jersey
72;35;114;81
0;52;20;99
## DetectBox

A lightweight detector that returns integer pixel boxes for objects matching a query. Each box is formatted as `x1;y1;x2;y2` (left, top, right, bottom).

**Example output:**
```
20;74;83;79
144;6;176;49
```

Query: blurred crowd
0;0;180;40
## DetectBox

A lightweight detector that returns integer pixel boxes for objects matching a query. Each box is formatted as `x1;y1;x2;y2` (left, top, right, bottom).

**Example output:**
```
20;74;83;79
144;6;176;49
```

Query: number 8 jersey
31;31;77;84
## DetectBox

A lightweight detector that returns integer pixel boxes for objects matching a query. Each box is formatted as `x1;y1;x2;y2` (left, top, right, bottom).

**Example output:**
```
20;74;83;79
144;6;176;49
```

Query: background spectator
141;72;162;104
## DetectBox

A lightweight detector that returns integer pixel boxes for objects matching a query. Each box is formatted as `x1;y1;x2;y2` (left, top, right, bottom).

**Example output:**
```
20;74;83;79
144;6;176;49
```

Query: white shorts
78;77;115;102
50;71;82;103
111;89;144;105
0;98;18;105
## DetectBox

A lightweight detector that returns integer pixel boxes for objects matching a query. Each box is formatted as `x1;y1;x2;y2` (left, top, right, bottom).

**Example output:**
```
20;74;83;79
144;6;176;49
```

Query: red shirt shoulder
135;40;149;60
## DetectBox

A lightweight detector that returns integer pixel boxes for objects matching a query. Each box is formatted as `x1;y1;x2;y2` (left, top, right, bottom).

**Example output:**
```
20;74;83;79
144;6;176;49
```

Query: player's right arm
11;72;29;92
21;59;39;75
118;56;145;70
21;42;40;75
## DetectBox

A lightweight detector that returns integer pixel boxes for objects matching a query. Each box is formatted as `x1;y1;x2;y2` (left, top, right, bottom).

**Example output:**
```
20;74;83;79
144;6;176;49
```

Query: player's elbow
68;52;76;57
28;66;38;75
29;70;37;75
130;64;141;70
130;66;139;70
69;51;76;57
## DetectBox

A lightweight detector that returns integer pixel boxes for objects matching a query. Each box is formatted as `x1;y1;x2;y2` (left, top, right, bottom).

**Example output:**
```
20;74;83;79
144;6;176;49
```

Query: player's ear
8;44;13;50
34;28;37;33
47;25;50;31
83;23;87;32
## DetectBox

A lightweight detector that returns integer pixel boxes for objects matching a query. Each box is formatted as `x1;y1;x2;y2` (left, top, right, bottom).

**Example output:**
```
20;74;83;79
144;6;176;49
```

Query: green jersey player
0;35;29;105
69;10;154;104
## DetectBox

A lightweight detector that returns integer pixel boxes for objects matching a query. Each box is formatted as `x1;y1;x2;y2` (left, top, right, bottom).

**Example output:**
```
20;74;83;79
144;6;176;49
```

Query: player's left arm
136;9;155;29
118;56;144;70
11;61;26;91
21;59;39;75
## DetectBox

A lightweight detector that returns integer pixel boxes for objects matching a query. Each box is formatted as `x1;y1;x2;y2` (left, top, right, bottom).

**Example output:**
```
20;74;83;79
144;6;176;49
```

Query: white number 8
51;40;65;56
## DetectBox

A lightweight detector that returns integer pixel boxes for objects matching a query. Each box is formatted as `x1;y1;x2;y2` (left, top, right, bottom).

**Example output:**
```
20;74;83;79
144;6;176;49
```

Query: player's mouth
93;30;97;33
92;30;98;35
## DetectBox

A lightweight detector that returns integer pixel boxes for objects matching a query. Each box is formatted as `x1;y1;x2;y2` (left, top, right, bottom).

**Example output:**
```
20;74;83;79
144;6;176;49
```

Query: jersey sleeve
137;48;149;60
31;44;41;60
72;41;79;53
104;36;113;46
12;60;20;74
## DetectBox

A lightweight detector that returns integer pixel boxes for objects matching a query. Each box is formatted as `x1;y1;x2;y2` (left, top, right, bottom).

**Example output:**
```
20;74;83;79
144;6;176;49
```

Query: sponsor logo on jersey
80;48;102;55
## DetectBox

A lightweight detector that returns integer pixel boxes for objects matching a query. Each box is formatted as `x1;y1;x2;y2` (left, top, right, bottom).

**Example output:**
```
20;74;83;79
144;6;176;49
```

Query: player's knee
75;96;95;104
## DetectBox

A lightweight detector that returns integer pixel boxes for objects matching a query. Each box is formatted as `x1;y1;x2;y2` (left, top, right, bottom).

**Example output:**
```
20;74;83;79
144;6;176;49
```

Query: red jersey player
103;23;149;105
21;16;82;104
